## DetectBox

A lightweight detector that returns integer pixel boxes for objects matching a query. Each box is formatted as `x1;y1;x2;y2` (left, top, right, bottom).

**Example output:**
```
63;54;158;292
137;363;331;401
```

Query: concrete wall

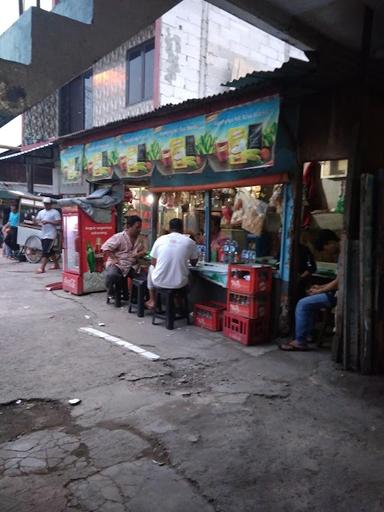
159;0;305;105
23;0;305;142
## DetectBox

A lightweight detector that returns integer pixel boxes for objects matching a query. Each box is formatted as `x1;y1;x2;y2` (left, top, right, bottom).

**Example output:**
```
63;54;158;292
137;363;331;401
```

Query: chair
128;278;147;317
152;287;190;330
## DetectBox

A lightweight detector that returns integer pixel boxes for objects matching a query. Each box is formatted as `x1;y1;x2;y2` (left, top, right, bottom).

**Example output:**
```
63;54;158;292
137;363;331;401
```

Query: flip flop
35;269;45;274
279;341;309;351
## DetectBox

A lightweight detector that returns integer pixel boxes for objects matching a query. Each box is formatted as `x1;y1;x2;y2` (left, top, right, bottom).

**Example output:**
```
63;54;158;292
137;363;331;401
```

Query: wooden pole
359;174;374;374
341;6;373;370
374;169;384;372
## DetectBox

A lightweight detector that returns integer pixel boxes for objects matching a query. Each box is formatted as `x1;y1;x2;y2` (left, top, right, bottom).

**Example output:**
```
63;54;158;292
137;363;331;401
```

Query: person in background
102;215;147;308
280;230;340;351
145;218;199;310
35;198;61;273
296;239;317;300
3;202;20;257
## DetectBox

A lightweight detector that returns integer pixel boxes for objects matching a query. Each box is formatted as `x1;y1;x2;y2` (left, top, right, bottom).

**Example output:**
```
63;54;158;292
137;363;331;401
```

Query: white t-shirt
150;232;199;289
36;208;61;240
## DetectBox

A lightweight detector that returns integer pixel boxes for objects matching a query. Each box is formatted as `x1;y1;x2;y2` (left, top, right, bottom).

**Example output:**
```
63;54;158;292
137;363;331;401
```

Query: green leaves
196;132;217;155
262;122;277;148
147;141;161;161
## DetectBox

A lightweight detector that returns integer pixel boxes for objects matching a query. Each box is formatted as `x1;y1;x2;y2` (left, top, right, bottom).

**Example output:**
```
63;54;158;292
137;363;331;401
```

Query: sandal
279;340;309;351
35;268;45;274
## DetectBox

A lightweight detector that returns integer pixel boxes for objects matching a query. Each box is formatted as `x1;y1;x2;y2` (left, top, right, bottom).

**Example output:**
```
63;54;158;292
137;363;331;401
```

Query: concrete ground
0;257;384;512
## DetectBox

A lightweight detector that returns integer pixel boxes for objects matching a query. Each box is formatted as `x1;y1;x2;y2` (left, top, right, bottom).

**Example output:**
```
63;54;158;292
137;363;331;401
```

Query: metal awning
0;141;55;161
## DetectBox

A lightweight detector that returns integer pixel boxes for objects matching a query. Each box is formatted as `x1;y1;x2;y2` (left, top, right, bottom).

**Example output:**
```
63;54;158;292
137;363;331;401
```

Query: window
59;69;93;136
126;40;155;105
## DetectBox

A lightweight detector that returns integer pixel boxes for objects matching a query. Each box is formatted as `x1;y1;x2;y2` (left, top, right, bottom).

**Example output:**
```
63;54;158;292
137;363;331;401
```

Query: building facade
23;0;304;144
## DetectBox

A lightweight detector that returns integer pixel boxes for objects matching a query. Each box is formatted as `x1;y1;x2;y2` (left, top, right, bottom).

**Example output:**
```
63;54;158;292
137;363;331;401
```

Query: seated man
145;218;199;309
280;229;340;351
102;215;147;307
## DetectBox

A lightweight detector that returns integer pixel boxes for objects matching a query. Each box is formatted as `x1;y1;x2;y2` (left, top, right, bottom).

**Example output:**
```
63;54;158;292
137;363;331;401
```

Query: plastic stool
128;278;147;317
152;287;189;330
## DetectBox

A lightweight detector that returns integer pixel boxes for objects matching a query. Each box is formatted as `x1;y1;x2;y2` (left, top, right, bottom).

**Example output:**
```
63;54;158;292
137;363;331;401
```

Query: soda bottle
94;237;104;273
86;243;96;273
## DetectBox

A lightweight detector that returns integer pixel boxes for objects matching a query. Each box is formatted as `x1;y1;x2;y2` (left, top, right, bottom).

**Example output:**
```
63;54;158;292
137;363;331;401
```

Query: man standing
102;215;147;307
280;230;340;351
35;198;61;273
145;218;199;309
3;201;20;256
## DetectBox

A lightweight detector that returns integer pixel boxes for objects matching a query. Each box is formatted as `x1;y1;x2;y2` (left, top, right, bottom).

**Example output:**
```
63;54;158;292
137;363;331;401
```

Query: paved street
0;257;384;512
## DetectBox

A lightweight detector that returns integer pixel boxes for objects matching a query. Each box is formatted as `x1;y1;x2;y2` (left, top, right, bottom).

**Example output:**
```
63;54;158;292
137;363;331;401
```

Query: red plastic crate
228;265;272;294
223;312;269;345
227;291;270;319
194;301;226;331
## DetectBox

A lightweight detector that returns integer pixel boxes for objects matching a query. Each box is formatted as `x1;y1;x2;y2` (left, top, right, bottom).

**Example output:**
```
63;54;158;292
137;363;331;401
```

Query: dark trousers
106;265;129;300
105;265;147;300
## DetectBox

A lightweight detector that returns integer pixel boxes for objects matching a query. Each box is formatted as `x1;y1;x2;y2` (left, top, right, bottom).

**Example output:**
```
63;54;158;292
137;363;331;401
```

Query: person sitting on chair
145;218;199;309
102;215;147;307
280;229;340;351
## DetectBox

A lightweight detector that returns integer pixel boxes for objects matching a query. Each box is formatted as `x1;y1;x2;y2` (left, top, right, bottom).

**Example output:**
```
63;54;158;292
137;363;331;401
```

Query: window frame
126;39;155;106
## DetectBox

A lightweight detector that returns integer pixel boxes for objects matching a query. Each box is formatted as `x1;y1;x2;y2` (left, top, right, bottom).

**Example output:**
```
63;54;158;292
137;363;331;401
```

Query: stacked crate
224;265;272;345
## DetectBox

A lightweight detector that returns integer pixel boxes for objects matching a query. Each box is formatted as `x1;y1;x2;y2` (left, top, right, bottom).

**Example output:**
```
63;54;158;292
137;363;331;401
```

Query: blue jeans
295;293;335;345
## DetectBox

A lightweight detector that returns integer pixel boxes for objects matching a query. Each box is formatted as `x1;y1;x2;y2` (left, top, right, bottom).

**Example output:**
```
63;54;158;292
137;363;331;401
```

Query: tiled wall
23;91;59;144
92;25;155;127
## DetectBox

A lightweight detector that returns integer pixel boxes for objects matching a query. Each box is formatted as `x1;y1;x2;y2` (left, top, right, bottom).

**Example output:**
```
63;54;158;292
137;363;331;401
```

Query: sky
0;0;53;152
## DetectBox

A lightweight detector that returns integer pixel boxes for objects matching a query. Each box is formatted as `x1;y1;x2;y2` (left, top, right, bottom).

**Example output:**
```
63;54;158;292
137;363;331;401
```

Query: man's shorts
41;238;54;258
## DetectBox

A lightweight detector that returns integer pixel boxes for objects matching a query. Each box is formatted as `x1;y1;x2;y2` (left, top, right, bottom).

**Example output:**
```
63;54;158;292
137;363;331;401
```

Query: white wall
159;0;306;105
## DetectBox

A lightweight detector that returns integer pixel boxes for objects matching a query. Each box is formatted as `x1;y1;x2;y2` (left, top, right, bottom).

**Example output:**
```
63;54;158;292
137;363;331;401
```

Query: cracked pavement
1;258;384;511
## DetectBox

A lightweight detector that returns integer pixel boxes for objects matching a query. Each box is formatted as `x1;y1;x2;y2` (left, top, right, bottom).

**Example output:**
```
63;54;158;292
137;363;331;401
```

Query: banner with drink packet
150;96;279;175
115;128;154;179
84;137;116;181
60;145;84;184
205;96;279;172
152;116;207;175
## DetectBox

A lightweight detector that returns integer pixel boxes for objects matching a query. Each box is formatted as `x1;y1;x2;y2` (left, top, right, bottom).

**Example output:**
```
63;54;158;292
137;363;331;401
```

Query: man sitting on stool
280;229;340;351
145;218;199;310
102;215;147;307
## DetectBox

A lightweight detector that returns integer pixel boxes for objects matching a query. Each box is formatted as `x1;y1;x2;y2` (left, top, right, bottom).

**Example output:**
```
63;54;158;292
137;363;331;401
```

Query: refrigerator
62;206;116;295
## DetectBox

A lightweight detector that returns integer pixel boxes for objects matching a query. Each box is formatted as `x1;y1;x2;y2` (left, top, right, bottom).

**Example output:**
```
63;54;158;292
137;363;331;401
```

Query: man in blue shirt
3;202;19;253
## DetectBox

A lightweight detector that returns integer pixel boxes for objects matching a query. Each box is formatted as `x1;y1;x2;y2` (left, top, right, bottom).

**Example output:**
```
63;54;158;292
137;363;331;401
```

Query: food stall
58;89;299;336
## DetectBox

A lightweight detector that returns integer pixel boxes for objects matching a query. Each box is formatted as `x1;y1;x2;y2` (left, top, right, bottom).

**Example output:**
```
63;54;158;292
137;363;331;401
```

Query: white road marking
79;327;160;361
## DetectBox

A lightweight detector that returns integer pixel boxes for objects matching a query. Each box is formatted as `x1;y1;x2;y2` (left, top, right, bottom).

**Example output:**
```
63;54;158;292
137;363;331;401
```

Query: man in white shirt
145;218;199;309
35;197;61;274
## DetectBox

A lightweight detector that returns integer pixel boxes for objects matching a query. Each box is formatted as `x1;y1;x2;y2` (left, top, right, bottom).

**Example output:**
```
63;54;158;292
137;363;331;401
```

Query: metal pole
150;192;159;248
204;190;211;262
36;0;41;8
26;159;34;194
18;0;23;15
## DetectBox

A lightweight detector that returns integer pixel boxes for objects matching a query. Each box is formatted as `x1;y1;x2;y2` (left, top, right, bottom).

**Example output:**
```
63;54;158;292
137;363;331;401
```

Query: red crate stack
193;301;226;332
224;265;272;345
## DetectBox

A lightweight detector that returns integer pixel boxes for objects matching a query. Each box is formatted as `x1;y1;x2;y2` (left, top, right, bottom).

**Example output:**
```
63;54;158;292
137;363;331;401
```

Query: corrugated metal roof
0;141;55;161
57;84;275;145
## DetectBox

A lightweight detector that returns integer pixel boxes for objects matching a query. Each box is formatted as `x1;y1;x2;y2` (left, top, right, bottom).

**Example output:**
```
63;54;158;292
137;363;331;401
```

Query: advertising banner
60;145;83;184
205;96;279;172
152;115;207;175
68;95;280;182
84;137;116;181
115;128;154;178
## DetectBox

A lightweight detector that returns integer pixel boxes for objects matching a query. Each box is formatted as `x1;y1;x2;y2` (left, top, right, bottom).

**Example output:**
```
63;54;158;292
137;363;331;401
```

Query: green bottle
335;193;344;214
86;243;96;273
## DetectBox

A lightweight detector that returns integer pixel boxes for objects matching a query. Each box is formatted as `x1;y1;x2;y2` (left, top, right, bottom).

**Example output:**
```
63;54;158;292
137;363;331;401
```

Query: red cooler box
62;206;116;295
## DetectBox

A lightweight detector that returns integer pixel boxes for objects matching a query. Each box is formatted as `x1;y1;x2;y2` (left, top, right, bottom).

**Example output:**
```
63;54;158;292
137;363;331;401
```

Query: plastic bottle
86;243;96;273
